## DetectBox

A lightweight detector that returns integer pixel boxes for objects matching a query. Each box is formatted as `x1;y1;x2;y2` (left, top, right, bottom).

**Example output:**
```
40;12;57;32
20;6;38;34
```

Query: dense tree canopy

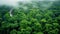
0;1;60;34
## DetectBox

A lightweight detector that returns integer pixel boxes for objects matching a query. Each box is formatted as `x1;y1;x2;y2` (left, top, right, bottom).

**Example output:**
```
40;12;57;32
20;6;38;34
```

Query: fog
0;0;57;17
0;0;56;7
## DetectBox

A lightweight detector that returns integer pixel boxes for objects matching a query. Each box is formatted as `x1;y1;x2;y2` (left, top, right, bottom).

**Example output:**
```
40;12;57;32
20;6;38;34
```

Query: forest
0;1;60;34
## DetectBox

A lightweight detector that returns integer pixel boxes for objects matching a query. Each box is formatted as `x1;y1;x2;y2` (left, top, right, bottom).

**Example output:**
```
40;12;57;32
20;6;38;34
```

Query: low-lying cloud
0;0;57;17
0;0;56;7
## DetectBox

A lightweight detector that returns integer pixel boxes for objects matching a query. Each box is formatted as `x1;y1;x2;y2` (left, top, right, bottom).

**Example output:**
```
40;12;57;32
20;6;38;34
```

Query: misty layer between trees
0;1;60;34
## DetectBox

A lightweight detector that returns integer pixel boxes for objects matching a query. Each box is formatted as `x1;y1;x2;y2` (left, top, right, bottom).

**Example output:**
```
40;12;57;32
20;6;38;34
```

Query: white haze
0;0;57;17
0;0;56;7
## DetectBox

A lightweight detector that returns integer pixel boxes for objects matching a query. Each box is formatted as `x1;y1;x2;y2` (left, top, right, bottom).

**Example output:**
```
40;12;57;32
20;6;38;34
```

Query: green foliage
10;29;17;34
0;1;60;34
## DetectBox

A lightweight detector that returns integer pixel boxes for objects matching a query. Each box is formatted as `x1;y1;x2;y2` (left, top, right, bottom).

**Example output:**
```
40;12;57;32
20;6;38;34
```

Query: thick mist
0;0;57;17
0;0;56;7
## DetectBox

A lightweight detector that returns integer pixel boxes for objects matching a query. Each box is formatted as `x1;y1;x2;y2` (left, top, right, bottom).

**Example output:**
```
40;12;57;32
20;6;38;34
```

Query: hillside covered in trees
0;1;60;34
